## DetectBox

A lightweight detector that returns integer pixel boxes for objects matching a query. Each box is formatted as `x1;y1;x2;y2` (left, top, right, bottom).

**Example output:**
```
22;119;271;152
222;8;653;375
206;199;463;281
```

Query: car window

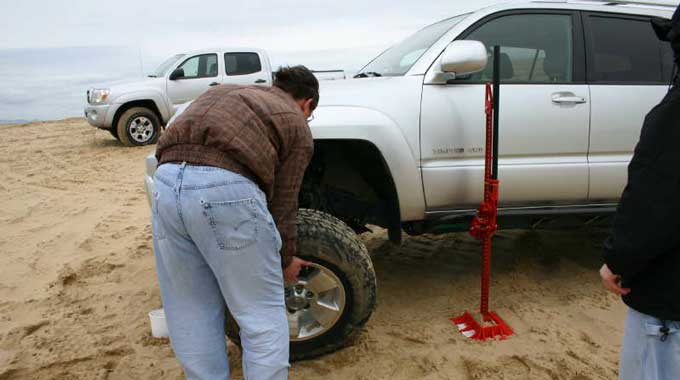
177;54;218;79
152;54;184;77
463;14;574;83
586;15;672;84
225;53;262;76
358;14;469;77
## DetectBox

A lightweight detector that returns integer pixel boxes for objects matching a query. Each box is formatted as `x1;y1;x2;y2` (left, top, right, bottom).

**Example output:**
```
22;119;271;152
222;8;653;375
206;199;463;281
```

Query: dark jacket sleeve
672;4;680;62
603;92;680;279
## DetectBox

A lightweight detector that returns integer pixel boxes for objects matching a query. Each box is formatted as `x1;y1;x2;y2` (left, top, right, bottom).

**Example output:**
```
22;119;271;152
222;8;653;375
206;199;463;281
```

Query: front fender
111;89;173;123
310;106;425;221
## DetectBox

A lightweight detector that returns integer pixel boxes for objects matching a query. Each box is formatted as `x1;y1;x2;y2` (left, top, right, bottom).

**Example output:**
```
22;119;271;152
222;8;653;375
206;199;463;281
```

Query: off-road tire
108;127;119;140
226;208;377;361
116;107;160;146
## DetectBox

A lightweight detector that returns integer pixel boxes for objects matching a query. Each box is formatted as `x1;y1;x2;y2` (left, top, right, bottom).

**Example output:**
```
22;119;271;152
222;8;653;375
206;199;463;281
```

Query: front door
166;53;221;105
420;11;591;210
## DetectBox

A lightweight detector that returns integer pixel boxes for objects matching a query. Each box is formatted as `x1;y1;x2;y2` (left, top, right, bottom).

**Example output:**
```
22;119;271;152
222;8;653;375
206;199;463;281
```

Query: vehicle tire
108;127;119;140
116;107;160;146
226;208;377;361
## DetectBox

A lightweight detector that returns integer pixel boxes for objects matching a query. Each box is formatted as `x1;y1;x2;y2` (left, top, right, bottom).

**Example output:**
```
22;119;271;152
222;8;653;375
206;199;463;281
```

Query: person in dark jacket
600;5;680;380
152;66;318;380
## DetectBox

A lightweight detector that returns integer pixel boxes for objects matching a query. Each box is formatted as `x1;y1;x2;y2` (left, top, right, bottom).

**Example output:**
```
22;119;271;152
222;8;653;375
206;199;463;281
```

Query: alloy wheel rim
285;262;346;342
128;116;154;143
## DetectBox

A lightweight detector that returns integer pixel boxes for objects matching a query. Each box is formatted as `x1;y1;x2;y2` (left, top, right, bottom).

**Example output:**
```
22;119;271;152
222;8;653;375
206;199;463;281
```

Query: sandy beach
0;119;626;380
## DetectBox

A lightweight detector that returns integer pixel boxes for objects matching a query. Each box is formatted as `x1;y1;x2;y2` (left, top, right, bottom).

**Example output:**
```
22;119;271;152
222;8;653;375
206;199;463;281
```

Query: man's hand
600;264;631;295
284;256;312;284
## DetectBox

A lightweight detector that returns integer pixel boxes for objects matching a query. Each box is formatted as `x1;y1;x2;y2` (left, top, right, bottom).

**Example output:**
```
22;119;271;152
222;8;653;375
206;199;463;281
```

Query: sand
0;119;627;380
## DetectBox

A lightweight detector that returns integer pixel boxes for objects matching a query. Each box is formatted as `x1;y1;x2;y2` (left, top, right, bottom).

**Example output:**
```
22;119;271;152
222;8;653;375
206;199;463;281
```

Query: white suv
145;0;677;360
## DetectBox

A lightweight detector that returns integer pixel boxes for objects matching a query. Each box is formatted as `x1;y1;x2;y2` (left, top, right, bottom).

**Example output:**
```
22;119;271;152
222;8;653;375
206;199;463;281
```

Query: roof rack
582;0;678;8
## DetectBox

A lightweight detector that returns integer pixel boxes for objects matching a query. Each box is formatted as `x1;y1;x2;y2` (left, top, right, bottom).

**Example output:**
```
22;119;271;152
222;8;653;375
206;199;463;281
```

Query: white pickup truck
144;0;677;361
84;48;272;146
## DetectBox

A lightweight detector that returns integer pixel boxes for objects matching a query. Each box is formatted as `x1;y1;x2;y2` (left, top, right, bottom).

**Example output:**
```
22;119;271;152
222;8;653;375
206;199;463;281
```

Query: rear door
223;52;271;86
420;10;590;210
166;53;221;104
584;12;675;201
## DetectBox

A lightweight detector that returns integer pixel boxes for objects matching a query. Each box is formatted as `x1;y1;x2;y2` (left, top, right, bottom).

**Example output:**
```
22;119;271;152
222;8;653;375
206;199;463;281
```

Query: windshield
151;54;185;77
357;14;469;77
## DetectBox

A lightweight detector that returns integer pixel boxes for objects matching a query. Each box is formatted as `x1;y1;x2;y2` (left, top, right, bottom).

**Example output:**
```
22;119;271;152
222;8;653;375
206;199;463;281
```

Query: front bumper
84;103;112;129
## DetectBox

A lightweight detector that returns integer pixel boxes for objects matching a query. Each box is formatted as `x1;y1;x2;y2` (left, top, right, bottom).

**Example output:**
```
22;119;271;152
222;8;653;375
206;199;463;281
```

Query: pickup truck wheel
225;208;377;361
116;107;160;146
108;127;119;141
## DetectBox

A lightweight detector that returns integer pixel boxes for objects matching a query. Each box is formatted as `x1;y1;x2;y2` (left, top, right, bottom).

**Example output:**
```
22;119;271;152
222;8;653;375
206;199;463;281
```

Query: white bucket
148;308;169;338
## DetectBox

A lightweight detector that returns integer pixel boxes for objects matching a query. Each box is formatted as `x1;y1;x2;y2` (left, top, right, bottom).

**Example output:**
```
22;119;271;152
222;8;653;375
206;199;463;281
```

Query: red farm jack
451;46;513;341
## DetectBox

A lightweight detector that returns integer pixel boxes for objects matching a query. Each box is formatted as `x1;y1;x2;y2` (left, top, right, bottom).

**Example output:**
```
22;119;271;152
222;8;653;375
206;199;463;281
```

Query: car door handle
551;92;586;104
209;82;220;86
254;79;266;84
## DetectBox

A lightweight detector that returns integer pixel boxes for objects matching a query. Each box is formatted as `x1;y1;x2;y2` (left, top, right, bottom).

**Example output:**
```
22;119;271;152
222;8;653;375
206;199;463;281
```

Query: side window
463;14;574;83
225;53;262;76
177;54;218;79
586;15;671;84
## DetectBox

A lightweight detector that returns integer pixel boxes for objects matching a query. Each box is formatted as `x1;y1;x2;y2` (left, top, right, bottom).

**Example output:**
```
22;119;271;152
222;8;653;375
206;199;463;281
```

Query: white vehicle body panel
166;72;221;105
316;76;424;164
421;84;590;209
109;78;174;121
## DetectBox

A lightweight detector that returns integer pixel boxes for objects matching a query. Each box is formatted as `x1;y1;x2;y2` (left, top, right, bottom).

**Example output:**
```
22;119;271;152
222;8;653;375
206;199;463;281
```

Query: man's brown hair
273;65;320;111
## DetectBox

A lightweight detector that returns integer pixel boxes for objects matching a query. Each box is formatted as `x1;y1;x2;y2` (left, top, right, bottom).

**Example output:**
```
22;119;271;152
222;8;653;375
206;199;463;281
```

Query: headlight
87;88;110;104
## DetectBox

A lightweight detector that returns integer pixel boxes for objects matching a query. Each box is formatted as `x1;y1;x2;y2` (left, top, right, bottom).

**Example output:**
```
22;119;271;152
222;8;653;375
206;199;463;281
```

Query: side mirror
440;40;488;77
169;68;185;80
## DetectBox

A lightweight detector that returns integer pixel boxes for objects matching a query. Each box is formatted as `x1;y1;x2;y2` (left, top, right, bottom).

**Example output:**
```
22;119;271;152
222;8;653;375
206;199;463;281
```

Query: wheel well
299;140;402;243
111;100;164;130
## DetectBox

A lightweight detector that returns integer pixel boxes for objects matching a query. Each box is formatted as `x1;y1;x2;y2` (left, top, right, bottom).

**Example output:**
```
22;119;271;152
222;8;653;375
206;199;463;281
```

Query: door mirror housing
440;40;488;77
169;68;185;80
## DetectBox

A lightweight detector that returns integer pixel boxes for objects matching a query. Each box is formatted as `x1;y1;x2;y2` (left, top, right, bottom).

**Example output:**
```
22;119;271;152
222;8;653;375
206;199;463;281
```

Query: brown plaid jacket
155;84;313;268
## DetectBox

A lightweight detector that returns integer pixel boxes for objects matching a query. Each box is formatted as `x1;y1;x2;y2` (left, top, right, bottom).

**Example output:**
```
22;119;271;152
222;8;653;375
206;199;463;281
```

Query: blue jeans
620;308;680;380
151;163;288;380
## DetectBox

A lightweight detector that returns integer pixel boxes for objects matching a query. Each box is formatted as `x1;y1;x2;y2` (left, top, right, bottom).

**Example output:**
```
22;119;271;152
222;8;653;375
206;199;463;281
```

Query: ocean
0;46;378;124
0;46;144;123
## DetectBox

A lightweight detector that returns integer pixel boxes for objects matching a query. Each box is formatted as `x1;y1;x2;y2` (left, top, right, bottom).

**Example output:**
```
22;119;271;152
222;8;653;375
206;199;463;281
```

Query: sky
1;0;494;55
0;0;503;122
